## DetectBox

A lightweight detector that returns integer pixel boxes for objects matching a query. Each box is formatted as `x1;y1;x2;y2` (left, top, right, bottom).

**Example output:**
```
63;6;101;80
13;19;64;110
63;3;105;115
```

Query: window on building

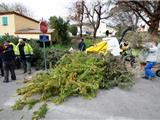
2;16;8;26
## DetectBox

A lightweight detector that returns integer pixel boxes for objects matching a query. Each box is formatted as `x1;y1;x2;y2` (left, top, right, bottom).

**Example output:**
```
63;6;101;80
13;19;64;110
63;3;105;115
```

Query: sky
0;0;74;20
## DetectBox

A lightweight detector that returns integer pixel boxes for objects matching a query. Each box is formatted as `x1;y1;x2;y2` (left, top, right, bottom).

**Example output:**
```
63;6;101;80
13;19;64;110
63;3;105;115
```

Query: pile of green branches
100;54;134;89
12;52;134;120
12;52;105;119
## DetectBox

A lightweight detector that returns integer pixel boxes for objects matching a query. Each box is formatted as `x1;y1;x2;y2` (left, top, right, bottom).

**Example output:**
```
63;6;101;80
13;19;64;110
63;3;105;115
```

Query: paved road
0;69;160;120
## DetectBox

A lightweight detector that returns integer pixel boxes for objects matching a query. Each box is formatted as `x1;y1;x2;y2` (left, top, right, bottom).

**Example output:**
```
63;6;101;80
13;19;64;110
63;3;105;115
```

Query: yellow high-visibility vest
9;42;16;53
15;43;33;56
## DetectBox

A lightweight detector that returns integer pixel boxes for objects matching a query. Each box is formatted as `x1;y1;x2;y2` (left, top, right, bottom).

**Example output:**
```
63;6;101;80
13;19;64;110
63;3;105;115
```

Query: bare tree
117;0;160;41
84;0;113;39
110;4;140;30
0;3;10;11
12;3;32;17
69;0;85;37
0;2;32;17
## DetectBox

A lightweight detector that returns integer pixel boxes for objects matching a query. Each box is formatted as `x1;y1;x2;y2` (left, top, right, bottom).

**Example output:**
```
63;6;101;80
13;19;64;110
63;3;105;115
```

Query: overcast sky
0;0;74;20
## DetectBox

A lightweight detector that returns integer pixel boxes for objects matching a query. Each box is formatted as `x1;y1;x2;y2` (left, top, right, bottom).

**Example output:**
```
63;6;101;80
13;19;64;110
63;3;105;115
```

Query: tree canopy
117;0;160;41
0;2;32;17
49;16;70;45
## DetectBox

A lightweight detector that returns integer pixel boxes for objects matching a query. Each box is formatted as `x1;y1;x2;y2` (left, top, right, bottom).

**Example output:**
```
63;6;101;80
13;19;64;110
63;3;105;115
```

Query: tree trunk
93;29;97;39
93;19;100;39
148;18;159;41
79;24;83;37
79;1;84;38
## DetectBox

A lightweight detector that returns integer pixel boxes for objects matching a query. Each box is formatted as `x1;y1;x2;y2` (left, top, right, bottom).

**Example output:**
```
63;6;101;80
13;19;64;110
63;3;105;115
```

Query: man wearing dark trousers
15;38;33;74
78;38;86;51
1;42;16;83
0;45;4;77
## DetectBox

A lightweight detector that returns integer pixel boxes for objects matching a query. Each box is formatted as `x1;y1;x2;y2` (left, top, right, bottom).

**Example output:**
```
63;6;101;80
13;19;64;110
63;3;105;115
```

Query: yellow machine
86;41;108;55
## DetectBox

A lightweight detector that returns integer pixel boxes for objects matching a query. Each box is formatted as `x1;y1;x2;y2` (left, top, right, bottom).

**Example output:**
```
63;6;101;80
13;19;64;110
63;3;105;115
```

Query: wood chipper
85;37;120;57
86;27;133;57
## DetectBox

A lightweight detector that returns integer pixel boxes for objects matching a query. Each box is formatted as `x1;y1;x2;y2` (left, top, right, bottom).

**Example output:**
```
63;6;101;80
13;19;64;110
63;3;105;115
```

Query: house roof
0;11;39;23
15;28;53;34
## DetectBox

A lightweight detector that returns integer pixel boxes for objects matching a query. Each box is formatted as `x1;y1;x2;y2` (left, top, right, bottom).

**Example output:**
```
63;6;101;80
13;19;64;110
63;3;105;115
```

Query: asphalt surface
0;69;160;120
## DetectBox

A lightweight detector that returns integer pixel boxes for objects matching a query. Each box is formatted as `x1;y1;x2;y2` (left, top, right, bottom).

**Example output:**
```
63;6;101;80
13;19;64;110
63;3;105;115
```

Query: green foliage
12;99;39;110
12;99;26;110
52;44;71;50
69;25;78;36
15;52;105;105
100;54;135;89
32;103;48;120
84;39;94;48
13;52;134;119
49;16;71;45
115;24;125;38
28;99;39;110
0;34;18;45
46;47;68;68
124;32;150;49
84;38;102;49
29;41;68;69
28;40;44;67
35;47;67;69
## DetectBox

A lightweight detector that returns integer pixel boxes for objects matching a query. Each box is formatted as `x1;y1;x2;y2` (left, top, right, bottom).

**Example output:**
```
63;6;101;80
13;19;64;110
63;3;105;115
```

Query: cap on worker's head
18;38;23;42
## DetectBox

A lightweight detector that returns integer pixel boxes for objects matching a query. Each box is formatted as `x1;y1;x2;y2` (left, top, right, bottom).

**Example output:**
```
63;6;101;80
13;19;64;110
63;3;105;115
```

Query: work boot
12;78;16;81
149;77;155;80
11;75;16;81
3;80;9;83
142;76;148;79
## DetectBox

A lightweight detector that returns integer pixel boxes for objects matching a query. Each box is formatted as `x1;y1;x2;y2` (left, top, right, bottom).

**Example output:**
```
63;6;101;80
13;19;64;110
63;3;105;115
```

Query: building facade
77;22;116;37
0;11;52;40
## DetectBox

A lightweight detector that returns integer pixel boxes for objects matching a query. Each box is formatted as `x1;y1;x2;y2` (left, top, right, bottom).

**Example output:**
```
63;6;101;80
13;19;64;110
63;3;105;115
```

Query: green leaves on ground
32;103;48;120
12;99;39;110
100;54;134;89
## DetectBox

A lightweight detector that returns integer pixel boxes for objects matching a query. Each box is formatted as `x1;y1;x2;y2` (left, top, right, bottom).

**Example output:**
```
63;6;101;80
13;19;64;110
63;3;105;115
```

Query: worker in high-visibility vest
120;41;130;64
120;41;129;54
6;40;16;54
15;38;33;74
9;42;16;54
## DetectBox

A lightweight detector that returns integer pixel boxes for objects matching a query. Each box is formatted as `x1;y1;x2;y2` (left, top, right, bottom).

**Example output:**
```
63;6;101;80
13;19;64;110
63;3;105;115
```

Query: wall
14;14;39;31
0;14;15;35
16;33;51;40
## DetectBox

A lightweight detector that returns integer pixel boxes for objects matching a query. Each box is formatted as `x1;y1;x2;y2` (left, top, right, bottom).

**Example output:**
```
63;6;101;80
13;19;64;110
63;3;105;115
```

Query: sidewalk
0;69;160;120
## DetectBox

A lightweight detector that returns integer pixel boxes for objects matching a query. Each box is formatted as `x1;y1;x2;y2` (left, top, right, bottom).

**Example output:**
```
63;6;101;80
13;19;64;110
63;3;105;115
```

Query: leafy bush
0;34;18;45
49;16;71;45
28;40;68;69
124;32;150;49
52;44;71;50
85;39;94;48
69;25;77;36
46;47;68;68
84;35;93;40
